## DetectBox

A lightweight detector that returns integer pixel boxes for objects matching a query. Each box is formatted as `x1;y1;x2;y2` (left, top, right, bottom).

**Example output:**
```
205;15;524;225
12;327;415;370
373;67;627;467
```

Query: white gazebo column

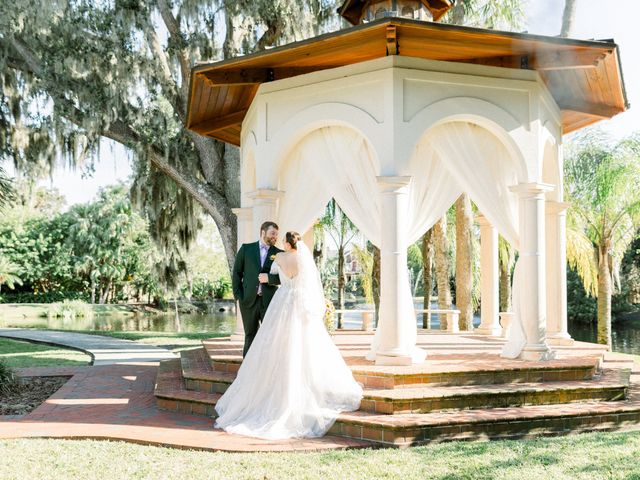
546;201;574;345
230;207;253;342
510;183;555;361
475;215;501;336
247;189;285;234
374;176;421;366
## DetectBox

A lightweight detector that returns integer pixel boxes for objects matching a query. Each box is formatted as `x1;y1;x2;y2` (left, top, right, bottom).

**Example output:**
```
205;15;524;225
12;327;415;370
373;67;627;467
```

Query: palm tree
433;214;452;329
455;194;474;330
0;256;22;294
421;229;434;328
564;132;640;347
561;0;577;37
0;165;15;209
319;199;359;329
498;235;515;312
447;0;525;30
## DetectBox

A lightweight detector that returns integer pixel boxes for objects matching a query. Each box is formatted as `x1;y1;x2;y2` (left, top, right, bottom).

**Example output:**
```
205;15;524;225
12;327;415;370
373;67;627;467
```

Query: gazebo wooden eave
186;17;629;146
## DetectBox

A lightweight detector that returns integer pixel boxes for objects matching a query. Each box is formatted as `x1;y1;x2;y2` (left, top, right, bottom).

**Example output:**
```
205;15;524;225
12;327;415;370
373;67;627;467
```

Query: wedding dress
214;243;363;439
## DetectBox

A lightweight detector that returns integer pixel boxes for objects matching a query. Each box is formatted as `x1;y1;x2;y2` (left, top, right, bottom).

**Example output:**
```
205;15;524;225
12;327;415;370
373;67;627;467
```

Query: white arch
406;97;529;182
267;102;384;173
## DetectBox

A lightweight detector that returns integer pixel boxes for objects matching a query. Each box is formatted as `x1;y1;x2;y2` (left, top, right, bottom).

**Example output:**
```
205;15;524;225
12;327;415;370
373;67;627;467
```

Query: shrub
46;300;93;320
324;299;336;333
0;359;20;396
0;291;89;304
190;278;231;301
212;279;231;299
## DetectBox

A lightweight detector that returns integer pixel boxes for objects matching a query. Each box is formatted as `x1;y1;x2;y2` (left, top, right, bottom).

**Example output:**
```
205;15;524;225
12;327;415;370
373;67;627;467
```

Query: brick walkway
0;328;176;364
0;364;370;452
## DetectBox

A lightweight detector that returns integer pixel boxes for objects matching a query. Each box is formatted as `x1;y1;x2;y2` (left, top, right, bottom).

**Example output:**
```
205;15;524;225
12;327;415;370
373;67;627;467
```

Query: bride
215;231;363;439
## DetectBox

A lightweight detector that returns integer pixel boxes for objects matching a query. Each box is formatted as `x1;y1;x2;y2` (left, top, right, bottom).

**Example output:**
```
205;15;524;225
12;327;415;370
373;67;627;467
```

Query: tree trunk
313;229;324;268
455;194;474;331
99;281;110;305
433;215;452;329
371;244;381;327
597;243;612;347
560;0;577;37
337;244;345;329
421;229;434;328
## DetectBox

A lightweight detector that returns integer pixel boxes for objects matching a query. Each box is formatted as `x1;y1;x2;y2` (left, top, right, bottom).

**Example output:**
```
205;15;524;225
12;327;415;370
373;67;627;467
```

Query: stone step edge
362;369;630;402
155;359;221;406
205;360;601;378
350;359;602;377
335;396;640;431
180;348;235;384
330;410;640;446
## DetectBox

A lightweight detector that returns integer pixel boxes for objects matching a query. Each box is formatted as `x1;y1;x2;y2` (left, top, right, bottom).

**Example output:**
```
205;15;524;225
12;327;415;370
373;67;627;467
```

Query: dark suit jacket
232;241;282;306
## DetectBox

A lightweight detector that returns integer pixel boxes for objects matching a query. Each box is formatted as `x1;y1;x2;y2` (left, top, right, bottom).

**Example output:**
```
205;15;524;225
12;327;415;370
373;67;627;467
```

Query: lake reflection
1;312;236;335
569;318;640;355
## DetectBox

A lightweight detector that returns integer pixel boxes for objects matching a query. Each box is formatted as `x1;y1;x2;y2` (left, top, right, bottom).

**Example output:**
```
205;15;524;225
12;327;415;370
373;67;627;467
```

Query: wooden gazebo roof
186;18;628;146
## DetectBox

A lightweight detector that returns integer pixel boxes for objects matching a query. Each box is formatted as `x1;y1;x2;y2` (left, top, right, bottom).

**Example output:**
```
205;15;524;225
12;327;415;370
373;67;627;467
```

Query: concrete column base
475;325;503;337
546;333;575;346
519;343;556;361
375;353;414;366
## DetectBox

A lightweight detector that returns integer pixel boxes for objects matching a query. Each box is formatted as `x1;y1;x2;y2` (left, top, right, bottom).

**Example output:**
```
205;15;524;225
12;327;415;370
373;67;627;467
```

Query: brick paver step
331;375;640;446
351;356;602;389
203;339;604;390
155;358;220;417
360;368;630;414
181;348;235;394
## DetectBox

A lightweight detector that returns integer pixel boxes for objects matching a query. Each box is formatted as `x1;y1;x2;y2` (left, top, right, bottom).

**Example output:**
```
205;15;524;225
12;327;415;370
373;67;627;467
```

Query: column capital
509;182;554;198
376;176;412;193
247;189;285;202
545;200;571;215
231;207;253;220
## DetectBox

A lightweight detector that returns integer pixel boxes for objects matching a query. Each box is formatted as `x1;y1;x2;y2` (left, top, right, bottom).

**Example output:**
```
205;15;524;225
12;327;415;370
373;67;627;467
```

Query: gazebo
185;1;628;365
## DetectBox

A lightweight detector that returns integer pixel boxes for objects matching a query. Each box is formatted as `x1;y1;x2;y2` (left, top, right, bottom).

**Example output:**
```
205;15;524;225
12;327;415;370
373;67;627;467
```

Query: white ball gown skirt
214;271;363;440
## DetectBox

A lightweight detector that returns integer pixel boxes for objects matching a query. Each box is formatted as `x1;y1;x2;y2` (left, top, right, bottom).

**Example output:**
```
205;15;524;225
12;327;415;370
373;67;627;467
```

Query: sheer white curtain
277;128;381;244
275;123;527;361
428;123;520;246
277;147;330;235
424;123;526;358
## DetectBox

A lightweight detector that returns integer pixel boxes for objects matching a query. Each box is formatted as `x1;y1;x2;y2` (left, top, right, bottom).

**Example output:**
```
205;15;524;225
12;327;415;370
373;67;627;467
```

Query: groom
232;221;283;357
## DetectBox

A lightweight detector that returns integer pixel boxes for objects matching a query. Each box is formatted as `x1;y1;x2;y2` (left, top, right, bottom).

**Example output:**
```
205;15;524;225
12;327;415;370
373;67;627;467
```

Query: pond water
2;304;639;355
0;312;236;336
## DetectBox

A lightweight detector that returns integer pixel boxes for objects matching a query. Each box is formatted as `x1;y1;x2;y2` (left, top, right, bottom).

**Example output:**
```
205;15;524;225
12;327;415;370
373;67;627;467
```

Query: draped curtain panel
274;123;528;359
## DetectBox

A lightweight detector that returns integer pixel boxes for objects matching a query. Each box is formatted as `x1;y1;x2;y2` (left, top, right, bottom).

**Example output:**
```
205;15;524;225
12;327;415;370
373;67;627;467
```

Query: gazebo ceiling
186;18;628;146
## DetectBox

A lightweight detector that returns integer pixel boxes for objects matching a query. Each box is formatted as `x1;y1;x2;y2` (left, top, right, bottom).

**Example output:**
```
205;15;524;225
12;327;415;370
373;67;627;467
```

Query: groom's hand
258;273;268;283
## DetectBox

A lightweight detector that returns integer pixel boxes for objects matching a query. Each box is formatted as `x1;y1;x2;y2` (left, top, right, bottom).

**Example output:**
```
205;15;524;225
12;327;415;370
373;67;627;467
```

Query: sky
27;0;640;207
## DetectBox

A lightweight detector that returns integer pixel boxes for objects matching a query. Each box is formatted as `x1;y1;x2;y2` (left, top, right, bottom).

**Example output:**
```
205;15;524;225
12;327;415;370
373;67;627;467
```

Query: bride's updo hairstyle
285;231;302;250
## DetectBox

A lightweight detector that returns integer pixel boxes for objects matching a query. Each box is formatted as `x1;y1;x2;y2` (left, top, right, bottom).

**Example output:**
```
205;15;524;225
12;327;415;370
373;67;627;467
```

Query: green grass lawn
1;431;640;480
0;338;91;368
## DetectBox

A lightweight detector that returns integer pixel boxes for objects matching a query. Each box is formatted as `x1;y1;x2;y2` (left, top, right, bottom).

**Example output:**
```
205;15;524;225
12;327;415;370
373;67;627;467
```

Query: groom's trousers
239;295;269;357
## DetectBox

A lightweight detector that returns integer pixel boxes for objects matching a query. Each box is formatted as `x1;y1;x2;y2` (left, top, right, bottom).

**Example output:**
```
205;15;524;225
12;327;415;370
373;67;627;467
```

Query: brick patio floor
1;331;638;452
0;364;370;452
